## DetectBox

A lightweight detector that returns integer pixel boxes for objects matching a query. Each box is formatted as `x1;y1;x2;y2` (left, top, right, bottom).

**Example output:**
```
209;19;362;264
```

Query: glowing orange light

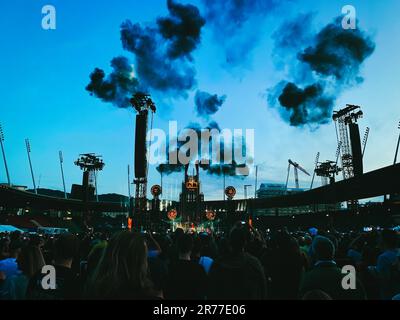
205;210;216;221
168;209;178;221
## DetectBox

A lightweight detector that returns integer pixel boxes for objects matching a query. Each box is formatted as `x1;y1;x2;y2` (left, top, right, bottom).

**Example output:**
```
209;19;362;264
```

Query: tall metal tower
25;139;37;194
333;105;364;180
130;93;156;223
333;105;364;208
74;153;104;202
59;151;67;199
0;124;11;186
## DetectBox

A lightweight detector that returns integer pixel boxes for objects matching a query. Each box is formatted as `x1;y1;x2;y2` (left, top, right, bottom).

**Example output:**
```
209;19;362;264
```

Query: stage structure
73;153;104;202
179;163;204;224
130;93;156;224
333;105;364;207
315;161;342;186
333;105;364;179
315;143;342;186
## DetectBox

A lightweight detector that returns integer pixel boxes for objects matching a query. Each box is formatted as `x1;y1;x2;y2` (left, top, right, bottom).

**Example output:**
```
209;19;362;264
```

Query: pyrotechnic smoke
202;0;282;67
195;90;226;118
86;56;139;108
269;16;375;127
120;0;205;96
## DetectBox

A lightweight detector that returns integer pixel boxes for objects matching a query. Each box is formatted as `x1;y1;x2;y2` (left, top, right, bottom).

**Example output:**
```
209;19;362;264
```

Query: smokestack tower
130;93;156;227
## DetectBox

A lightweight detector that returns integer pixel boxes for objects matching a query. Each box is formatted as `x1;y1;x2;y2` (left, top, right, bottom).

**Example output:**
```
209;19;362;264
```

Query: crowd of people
0;222;399;300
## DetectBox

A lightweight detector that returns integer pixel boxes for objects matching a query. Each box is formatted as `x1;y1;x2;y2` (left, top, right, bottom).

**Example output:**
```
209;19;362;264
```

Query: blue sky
1;0;400;200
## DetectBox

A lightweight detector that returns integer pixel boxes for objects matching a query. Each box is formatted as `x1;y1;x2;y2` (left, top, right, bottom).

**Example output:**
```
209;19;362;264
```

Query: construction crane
285;159;310;190
362;127;370;158
394;121;400;165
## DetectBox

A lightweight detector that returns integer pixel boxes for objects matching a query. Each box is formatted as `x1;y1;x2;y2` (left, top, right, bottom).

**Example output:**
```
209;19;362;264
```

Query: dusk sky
1;0;400;201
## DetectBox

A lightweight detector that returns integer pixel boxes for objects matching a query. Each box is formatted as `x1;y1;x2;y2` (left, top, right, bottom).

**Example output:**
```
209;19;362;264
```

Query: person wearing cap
300;236;366;300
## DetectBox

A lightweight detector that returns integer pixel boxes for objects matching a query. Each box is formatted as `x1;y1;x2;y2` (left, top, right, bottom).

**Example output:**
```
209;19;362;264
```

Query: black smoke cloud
195;90;226;118
86;56;139;108
278;82;333;126
156;163;185;175
120;0;205;96
157;0;205;59
273;13;313;51
202;0;282;67
298;17;375;84
269;16;375;127
199;162;248;178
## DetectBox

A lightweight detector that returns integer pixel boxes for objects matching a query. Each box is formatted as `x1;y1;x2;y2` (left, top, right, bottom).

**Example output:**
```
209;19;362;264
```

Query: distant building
255;183;341;216
256;183;286;198
0;184;28;191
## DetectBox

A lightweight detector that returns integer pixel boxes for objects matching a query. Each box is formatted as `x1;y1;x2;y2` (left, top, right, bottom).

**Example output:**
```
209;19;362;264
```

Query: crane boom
288;159;310;176
362;127;370;158
287;159;310;190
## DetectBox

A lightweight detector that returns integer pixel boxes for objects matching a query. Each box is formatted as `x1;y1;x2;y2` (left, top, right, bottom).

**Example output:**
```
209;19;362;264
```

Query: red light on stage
127;218;133;230
168;209;178;221
205;210;216;221
248;218;253;228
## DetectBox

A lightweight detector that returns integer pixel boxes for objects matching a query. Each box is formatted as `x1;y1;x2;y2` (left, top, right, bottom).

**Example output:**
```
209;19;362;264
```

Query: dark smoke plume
157;0;206;59
269;16;375;127
195;90;226;118
120;0;205;96
156;163;185;175
202;0;280;34
272;13;314;60
298;17;375;84
278;82;333;126
199;161;248;178
86;56;139;108
202;0;282;67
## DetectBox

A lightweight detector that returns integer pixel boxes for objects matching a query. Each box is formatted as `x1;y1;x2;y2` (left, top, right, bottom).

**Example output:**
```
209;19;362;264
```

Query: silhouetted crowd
0;223;399;300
